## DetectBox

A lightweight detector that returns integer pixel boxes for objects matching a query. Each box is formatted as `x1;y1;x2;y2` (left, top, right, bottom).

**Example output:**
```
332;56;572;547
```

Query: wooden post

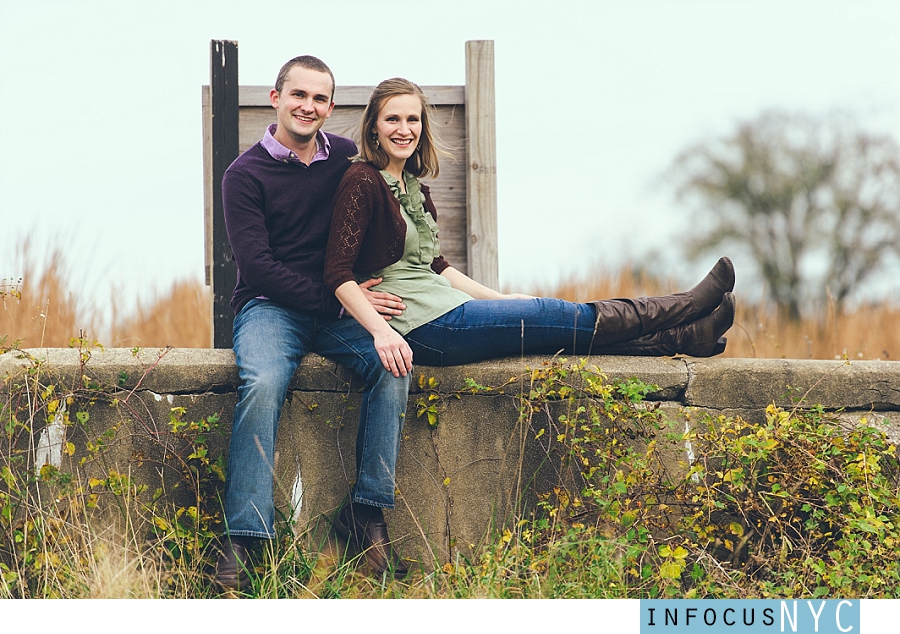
465;40;499;290
209;40;239;349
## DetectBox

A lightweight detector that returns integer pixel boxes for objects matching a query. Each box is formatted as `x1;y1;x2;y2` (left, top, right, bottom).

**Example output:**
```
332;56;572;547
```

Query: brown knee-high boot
589;257;734;345
594;293;735;357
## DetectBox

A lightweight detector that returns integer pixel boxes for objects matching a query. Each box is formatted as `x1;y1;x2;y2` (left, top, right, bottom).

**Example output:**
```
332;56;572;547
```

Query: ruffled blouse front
361;170;471;335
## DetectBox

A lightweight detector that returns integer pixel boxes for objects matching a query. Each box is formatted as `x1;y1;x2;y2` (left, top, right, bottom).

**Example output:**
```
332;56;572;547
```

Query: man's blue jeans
224;299;410;539
405;298;599;365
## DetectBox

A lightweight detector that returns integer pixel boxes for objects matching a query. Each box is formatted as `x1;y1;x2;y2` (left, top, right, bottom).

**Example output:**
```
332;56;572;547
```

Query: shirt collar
380;169;422;204
261;123;331;165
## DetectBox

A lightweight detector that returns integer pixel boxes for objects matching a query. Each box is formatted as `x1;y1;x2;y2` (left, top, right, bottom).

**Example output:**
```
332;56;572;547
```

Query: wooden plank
236;85;465;107
201;86;212;287
464;40;499;289
422;104;468;274
210;40;240;349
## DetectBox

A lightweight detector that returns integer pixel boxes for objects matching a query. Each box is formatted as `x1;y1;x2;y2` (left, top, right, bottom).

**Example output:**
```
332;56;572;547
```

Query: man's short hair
274;55;335;100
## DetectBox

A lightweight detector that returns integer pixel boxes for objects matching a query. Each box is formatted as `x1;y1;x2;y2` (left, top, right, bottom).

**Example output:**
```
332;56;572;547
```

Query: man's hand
359;277;405;320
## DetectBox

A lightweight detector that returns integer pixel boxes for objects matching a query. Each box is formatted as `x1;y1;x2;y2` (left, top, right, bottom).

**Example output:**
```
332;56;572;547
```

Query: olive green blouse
362;170;472;335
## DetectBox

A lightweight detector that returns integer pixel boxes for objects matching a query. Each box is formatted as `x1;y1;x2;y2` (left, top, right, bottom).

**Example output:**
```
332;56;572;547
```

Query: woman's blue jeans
405;298;600;365
224;299;410;539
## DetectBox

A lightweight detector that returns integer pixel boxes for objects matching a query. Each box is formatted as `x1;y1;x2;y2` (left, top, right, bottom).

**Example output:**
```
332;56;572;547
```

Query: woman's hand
335;280;414;377
440;268;536;301
373;328;414;377
501;293;536;300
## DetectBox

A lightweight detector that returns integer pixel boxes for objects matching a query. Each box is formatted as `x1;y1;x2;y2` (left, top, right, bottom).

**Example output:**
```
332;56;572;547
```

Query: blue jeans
405;298;599;365
224;299;410;539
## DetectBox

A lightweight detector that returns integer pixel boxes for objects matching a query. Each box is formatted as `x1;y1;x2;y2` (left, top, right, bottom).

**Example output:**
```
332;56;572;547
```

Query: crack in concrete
681;358;697;403
134;385;236;397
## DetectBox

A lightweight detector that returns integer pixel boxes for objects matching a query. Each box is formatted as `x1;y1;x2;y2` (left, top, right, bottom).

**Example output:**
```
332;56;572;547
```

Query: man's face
269;66;335;146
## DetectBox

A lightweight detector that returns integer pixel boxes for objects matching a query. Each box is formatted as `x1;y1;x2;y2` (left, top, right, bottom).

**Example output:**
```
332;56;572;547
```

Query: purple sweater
222;133;357;316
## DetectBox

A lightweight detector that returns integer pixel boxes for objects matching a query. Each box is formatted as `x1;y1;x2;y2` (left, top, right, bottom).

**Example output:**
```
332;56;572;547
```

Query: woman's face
373;93;423;173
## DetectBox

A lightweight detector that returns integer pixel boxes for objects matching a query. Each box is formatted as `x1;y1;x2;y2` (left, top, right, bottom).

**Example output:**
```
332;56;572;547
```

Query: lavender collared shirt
261;123;331;165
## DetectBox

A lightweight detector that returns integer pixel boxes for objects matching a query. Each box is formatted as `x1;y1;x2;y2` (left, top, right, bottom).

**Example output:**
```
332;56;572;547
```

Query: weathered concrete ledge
2;348;899;566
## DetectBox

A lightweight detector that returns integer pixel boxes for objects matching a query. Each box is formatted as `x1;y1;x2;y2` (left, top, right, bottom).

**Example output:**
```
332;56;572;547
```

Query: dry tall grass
108;280;211;349
2;242;210;349
2;244;896;359
1;241;92;348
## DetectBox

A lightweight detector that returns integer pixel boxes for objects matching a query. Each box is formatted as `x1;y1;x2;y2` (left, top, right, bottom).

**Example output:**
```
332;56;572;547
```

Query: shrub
677;406;900;598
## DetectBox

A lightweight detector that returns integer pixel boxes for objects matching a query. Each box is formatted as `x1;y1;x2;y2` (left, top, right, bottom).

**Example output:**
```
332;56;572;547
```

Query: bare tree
669;111;900;321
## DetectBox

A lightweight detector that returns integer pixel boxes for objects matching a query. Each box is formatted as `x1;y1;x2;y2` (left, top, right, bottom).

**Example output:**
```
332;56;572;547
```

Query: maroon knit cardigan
324;161;451;293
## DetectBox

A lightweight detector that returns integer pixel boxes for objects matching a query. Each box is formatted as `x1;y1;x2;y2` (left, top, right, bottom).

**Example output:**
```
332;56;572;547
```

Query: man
214;55;411;591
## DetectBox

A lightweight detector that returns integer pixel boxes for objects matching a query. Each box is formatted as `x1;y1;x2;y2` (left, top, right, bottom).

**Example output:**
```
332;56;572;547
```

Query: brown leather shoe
595;293;735;357
214;537;254;592
678;293;735;357
332;503;410;578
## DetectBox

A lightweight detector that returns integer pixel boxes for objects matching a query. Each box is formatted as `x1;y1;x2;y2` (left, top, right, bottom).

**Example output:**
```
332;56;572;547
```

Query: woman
324;78;735;378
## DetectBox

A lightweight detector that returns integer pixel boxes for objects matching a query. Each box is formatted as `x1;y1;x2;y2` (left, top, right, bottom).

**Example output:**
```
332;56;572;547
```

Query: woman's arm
326;167;412;375
335;281;413;378
422;183;533;300
440;267;534;300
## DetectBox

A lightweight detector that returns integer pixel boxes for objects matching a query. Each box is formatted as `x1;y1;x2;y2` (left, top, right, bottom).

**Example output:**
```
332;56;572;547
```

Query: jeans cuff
226;529;275;540
351;494;394;510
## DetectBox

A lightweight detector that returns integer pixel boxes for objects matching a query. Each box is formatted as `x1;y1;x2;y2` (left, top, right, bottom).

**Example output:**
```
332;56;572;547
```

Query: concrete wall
2;348;898;567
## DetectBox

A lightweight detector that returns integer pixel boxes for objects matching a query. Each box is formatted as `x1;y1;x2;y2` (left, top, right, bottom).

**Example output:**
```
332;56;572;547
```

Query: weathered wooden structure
202;40;499;348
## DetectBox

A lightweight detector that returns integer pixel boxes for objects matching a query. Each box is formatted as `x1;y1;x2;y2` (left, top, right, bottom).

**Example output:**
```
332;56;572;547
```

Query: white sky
2;0;899;315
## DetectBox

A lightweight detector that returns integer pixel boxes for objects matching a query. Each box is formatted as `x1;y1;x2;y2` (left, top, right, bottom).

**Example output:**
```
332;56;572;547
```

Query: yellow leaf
64;442;75;456
47;399;59;414
443;477;451;486
153;517;170;531
659;561;683;579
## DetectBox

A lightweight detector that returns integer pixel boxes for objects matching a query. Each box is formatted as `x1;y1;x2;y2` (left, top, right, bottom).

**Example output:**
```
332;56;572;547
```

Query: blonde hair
358;78;442;178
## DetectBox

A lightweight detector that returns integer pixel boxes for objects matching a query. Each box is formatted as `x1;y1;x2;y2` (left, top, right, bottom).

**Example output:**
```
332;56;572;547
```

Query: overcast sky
2;0;899;315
